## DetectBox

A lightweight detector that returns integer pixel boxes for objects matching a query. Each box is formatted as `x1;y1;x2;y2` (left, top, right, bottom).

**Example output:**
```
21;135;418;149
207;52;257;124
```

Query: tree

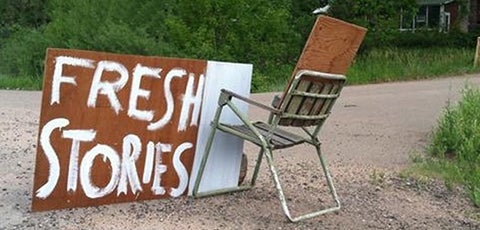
330;0;418;47
0;0;48;29
0;0;322;90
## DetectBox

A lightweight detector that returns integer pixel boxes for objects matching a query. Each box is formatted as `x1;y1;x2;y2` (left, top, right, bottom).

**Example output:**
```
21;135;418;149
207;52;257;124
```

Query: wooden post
475;37;480;68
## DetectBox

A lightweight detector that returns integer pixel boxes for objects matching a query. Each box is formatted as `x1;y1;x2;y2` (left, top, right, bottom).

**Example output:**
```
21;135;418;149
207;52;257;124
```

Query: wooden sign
278;16;366;105
32;49;252;211
295;15;367;75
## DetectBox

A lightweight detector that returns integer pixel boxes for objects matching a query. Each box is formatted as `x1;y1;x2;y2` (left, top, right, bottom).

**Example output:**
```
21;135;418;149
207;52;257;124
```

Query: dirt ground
2;75;480;229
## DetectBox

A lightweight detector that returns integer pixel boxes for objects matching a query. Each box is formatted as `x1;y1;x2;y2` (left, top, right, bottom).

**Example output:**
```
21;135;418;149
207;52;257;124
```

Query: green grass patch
0;75;42;90
403;155;464;190
252;47;480;92
412;86;480;206
347;47;480;85
1;47;480;91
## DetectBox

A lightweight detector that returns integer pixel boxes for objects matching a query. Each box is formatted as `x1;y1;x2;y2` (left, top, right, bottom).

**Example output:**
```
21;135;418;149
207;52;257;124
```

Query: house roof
417;0;455;5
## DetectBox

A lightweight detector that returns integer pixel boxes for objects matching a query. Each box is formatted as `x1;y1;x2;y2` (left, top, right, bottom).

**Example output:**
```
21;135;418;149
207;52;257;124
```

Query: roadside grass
254;47;480;92
1;47;479;91
347;47;479;85
402;155;464;190
0;75;42;90
406;86;480;207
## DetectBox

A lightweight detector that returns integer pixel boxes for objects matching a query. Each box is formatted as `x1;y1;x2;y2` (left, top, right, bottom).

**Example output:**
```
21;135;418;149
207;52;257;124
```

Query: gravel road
1;75;480;229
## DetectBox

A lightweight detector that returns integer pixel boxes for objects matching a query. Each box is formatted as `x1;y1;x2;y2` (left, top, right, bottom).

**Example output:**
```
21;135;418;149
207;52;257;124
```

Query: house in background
470;0;480;31
400;0;480;32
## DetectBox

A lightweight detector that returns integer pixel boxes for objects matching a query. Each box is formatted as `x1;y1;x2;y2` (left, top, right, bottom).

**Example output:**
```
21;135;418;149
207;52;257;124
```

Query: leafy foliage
0;0;307;91
391;31;478;48
0;0;48;29
429;87;480;206
0;0;477;91
330;0;418;50
0;27;49;77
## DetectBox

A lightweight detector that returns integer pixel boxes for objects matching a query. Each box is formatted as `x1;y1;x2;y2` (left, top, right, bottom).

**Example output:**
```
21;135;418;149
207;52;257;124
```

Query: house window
416;5;441;28
428;6;440;28
400;4;443;31
416;6;428;27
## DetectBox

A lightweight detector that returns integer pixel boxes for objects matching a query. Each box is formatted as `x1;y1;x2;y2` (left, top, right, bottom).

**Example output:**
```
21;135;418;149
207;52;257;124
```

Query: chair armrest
221;89;282;115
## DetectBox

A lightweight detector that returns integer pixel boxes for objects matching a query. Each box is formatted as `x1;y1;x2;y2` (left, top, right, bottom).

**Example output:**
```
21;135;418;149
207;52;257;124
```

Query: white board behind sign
189;61;252;194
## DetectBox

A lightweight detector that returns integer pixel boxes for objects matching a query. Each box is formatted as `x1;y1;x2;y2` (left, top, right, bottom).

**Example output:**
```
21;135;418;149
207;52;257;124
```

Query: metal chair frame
192;70;345;222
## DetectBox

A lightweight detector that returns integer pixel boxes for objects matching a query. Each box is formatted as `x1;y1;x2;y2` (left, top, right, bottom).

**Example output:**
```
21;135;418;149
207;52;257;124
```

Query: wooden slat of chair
293;80;326;126
253;122;305;149
254;127;295;148
221;122;306;149
303;81;326;126
253;122;303;142
219;124;263;146
280;80;312;126
317;82;342;118
304;80;337;126
300;82;323;115
279;74;344;127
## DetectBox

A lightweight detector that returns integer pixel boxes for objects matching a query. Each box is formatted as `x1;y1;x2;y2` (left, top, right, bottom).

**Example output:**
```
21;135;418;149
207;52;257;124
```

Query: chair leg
315;144;341;207
192;137;265;198
263;149;294;220
263;145;341;222
192;115;219;197
249;149;264;186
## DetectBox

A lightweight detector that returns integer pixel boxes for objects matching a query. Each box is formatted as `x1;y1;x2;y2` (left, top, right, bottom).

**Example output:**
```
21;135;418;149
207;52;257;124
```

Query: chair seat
221;121;306;149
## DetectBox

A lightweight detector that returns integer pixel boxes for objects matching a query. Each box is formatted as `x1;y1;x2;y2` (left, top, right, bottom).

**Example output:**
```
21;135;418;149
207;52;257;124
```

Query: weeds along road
1;74;480;229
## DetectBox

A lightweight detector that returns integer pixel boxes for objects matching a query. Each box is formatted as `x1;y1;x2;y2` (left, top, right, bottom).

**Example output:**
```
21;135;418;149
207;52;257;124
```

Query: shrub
251;64;294;92
429;86;480;206
0;27;49;77
358;30;480;55
393;31;478;48
430;87;480;158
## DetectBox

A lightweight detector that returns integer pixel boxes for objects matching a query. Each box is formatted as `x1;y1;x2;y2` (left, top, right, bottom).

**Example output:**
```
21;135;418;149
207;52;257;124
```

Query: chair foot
193;149;263;199
264;148;341;222
287;203;341;222
193;185;253;198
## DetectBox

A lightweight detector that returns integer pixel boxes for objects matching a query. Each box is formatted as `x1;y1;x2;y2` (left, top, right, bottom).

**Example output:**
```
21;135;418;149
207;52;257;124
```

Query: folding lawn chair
192;15;366;222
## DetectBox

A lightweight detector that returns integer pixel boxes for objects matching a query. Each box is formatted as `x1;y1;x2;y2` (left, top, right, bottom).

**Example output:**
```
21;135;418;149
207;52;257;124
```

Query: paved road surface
1;74;480;229
248;74;480;168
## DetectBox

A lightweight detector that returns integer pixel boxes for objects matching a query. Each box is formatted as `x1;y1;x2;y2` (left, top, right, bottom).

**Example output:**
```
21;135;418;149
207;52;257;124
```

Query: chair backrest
277;70;345;127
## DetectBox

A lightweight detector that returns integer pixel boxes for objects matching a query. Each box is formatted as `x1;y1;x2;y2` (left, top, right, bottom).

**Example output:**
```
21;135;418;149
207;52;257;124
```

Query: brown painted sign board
32;48;207;211
294;15;367;75
278;16;366;105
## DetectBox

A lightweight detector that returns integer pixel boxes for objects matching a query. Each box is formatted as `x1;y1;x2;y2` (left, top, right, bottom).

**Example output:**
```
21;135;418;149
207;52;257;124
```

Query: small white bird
312;0;332;15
